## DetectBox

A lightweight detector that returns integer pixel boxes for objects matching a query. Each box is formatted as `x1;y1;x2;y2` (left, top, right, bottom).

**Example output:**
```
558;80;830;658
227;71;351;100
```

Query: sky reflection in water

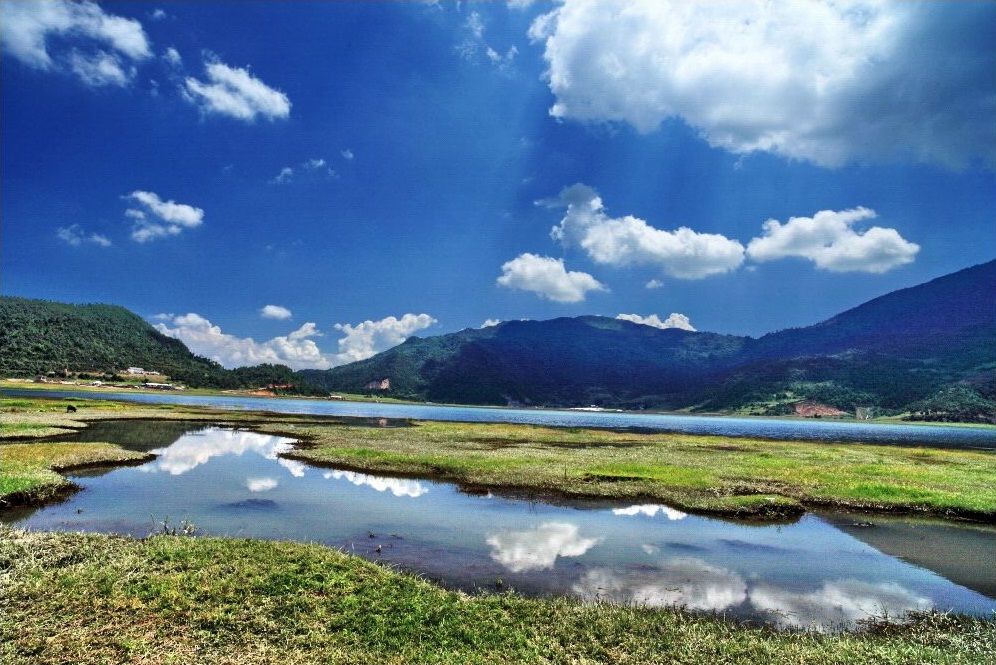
6;425;994;631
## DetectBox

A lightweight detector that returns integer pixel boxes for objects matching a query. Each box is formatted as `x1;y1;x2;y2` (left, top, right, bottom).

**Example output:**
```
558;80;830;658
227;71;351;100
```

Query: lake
4;421;995;631
5;388;995;448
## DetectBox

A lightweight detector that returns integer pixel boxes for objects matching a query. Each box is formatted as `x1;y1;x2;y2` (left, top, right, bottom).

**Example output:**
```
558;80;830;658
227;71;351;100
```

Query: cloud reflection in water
487;522;601;573
246;477;278;492
323;470;428;498
750;579;933;630
612;504;687;520
573;556;935;629
574;557;747;611
140;429;295;476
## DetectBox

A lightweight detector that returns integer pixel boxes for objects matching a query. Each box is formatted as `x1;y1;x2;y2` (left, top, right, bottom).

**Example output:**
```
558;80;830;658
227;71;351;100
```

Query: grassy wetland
2;393;995;664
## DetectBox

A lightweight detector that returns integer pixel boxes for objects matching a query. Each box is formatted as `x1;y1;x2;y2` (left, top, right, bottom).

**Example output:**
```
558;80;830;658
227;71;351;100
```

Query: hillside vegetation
4;261;994;420
304;261;996;421
0;298;317;393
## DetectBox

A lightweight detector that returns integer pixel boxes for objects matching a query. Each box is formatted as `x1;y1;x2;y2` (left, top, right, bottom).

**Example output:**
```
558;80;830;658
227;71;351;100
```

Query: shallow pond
4;423;994;631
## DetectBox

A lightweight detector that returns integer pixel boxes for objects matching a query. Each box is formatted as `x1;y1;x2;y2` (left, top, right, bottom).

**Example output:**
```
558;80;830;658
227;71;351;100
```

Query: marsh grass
274;421;996;520
0;441;152;506
2;525;992;665
3;393;994;519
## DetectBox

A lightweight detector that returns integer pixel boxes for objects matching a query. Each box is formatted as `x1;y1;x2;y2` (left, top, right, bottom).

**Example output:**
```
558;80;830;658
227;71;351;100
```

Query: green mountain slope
0;297;235;386
304;316;746;407
304;261;996;418
700;261;996;414
0;297;318;392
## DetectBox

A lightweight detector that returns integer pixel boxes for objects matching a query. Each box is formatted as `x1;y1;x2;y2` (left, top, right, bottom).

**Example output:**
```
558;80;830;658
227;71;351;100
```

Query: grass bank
2;526;993;665
3;394;995;521
275;420;996;521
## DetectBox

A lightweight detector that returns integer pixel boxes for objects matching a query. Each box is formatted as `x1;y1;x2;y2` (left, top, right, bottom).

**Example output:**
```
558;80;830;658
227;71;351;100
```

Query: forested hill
302;261;996;420
0;297;310;391
0;297;230;385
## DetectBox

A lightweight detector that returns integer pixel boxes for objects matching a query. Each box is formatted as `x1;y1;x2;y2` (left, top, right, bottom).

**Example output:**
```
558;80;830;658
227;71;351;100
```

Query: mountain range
2;260;994;421
300;260;996;420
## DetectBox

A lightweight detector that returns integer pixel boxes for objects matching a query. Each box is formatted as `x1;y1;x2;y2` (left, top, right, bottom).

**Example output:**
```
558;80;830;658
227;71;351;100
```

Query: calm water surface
5;388;995;447
5;423;994;631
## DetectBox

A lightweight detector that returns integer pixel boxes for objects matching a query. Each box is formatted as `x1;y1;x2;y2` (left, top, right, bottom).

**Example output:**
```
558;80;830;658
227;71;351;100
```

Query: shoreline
6;378;994;430
3;394;994;523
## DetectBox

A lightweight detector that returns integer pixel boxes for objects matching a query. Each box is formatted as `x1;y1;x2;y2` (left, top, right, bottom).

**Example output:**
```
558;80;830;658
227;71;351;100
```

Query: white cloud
154;313;332;370
529;1;995;168
272;158;336;184
746;207;920;273
332;314;437;364
270;167;294;184
645;279;663;290
1;0;151;73
57;224;111;248
124;190;204;243
548;184;745;279
481;319;501;328
68;49;133;86
487;522;601;573
458;10;518;73
184;59;291;122
497;253;606;303
260;305;292;320
163;46;182;68
341;149;354;160
616;314;696;332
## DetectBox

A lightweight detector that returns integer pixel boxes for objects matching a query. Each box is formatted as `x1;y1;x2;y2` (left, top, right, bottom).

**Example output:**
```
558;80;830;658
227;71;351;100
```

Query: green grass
275;420;996;520
3;393;995;520
2;526;993;665
0;441;151;505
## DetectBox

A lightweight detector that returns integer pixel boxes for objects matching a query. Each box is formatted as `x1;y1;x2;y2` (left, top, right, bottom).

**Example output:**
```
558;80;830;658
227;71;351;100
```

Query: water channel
5;420;995;631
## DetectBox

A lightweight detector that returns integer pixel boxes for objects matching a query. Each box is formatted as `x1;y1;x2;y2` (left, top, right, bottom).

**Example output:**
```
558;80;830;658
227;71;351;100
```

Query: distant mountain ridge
302;260;996;419
2;261;993;420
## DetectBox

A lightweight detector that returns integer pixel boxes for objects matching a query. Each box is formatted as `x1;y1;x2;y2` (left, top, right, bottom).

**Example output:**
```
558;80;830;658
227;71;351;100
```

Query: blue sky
3;1;994;370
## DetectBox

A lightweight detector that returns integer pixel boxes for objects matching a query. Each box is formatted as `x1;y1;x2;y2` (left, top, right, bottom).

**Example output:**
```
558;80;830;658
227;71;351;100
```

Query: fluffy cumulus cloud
154;313;332;370
548;184;745;279
1;0;151;86
497;253;606;303
616;313;696;332
184;59;291;122
124;190;204;243
746;207;920;273
529;1;995;168
260;305;292;320
332;314;437;365
56;224;111;248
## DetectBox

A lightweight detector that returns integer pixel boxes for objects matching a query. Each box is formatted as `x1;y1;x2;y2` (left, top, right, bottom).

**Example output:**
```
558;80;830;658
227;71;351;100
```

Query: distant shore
5;378;993;431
